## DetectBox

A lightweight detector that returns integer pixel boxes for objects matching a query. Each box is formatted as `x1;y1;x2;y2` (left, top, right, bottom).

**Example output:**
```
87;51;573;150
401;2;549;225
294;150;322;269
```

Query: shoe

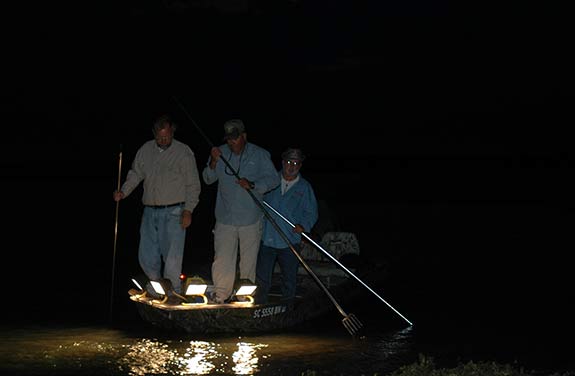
165;295;185;306
145;282;162;299
186;295;207;304
207;292;223;304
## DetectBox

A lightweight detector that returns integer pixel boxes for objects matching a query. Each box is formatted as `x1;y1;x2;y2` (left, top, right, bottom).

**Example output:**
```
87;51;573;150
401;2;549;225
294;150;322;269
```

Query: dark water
2;279;574;376
2;315;573;375
0;321;414;376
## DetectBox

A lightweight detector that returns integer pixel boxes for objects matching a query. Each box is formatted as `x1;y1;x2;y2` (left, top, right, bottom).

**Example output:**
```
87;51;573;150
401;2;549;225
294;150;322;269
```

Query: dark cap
223;119;246;140
281;148;306;161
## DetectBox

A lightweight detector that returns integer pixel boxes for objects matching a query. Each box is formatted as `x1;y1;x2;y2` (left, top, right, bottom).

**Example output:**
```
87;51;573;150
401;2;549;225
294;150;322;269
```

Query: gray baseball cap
223;119;245;140
281;148;306;161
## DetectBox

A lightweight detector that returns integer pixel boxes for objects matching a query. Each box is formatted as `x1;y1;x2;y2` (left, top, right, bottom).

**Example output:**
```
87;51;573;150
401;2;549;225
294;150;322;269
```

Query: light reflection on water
119;338;268;375
0;324;414;375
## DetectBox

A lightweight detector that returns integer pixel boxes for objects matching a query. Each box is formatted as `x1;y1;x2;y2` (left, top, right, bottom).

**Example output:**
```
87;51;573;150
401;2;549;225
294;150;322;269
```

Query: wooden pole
110;148;122;322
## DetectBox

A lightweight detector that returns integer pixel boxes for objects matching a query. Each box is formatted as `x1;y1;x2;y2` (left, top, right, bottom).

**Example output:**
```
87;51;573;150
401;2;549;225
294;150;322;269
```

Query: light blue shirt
202;142;280;226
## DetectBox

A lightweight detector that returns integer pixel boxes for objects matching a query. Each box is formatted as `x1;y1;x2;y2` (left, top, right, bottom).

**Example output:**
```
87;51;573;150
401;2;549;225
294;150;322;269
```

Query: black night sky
3;1;574;356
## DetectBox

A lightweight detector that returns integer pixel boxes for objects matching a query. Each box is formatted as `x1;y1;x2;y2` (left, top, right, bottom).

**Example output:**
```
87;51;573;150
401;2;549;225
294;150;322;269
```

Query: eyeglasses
284;160;301;166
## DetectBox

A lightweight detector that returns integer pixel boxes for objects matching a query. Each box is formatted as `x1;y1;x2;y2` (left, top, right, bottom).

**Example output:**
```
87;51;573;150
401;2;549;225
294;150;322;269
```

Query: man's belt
145;202;184;209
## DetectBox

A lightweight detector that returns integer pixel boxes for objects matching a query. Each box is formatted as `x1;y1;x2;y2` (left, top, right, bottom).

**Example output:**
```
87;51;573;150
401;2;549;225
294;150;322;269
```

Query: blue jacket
261;172;318;248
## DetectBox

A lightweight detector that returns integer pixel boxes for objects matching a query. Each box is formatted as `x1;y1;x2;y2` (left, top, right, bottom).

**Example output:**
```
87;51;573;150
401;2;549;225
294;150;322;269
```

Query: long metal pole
110;147;122;322
263;201;413;326
173;97;362;334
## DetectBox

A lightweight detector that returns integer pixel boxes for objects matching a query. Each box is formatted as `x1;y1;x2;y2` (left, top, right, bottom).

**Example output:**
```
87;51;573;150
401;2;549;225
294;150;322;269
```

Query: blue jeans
255;243;300;303
139;205;186;293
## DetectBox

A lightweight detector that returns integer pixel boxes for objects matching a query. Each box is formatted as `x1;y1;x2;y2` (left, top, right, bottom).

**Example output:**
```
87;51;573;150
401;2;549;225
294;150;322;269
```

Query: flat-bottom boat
128;232;384;334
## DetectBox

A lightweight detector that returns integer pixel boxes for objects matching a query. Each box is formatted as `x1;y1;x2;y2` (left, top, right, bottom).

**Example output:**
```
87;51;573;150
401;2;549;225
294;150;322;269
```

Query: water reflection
181;341;218;375
0;324;413;375
232;342;267;375
117;338;268;375
121;339;180;375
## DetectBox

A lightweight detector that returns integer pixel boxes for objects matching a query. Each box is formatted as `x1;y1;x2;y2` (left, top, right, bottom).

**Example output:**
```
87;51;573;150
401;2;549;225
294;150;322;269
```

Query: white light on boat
132;278;143;291
185;283;208;296
235;285;257;296
181;277;209;305
150;280;166;296
231;280;257;304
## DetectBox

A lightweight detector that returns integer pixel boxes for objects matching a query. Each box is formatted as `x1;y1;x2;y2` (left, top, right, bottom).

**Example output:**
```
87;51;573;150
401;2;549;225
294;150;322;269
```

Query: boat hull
129;264;379;334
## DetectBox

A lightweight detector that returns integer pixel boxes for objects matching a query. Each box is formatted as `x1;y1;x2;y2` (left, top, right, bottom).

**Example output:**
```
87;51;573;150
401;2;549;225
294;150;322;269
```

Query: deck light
183;277;208;305
132;278;144;292
232;279;257;303
150;279;175;304
130;275;150;297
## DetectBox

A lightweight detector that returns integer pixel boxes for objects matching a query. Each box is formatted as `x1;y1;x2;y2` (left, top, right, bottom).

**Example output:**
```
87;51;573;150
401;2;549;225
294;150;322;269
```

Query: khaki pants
211;220;263;301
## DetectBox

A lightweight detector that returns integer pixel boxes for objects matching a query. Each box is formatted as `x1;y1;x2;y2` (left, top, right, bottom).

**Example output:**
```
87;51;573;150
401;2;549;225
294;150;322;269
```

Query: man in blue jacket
255;148;319;304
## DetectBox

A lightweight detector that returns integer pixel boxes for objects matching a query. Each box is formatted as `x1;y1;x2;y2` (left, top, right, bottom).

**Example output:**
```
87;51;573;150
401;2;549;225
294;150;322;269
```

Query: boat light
132;278;143;291
185;282;208;296
149;279;175;304
150;280;171;296
235;285;257;296
130;275;151;297
232;279;257;303
182;276;209;305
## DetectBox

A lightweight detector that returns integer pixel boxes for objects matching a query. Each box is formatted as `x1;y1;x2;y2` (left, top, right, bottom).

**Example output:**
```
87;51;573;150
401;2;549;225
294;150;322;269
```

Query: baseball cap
281;148;306;161
223;119;246;140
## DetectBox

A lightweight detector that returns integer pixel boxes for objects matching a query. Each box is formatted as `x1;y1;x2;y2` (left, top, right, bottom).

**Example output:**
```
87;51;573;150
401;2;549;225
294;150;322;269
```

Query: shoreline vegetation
303;355;575;376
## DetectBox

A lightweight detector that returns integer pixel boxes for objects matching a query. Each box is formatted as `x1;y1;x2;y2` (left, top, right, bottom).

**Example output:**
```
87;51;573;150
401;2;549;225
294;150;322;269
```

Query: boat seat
273;232;360;286
299;231;360;262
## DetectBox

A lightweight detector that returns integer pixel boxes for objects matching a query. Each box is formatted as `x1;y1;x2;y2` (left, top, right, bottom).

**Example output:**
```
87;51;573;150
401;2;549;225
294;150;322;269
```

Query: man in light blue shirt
202;119;280;303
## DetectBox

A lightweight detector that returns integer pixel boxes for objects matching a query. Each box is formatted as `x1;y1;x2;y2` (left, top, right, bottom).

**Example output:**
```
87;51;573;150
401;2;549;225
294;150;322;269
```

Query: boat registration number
253;305;287;319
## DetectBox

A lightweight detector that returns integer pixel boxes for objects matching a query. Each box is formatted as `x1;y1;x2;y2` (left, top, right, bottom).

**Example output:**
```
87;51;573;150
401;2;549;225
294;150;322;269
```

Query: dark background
2;1;574;348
